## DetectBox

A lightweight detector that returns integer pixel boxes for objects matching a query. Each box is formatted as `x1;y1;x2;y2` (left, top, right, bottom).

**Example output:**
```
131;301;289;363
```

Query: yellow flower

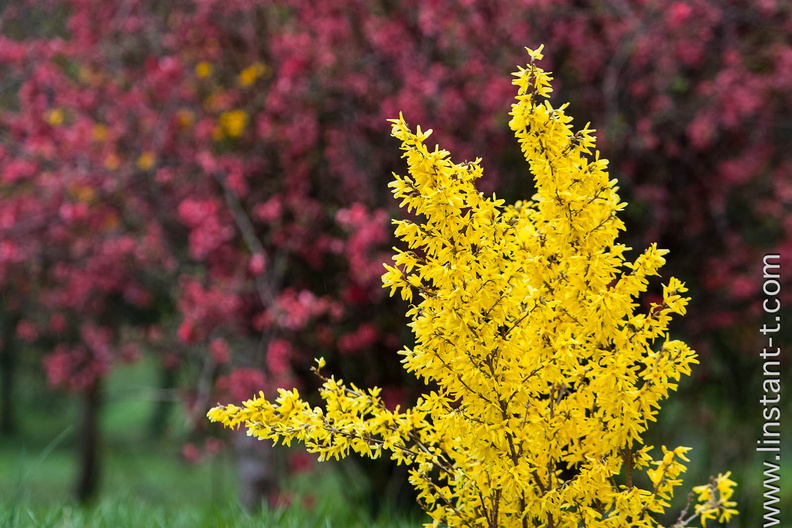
137;151;156;170
237;62;269;87
692;472;739;527
46;108;64;126
92;123;108;142
79;66;103;86
219;109;248;139
692;482;713;502
175;108;194;129
195;61;213;78
68;184;95;204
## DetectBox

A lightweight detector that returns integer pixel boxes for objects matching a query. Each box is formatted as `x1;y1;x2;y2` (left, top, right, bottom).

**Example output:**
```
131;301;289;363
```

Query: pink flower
266;338;292;374
217;368;267;402
253;196;282;223
666;2;693;28
204;437;223;455
49;313;67;333
288;451;315;474
249;253;267;275
177;321;196;343
120;343;141;363
337;323;378;355
16;320;39;342
182;443;202;464
177;198;218;228
210;337;231;364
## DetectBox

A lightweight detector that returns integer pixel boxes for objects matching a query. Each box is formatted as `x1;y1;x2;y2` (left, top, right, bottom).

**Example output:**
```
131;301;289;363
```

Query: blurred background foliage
0;0;789;526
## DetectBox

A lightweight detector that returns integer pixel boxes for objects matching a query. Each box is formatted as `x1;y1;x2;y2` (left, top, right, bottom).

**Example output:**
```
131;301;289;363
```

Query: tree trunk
76;378;102;504
0;311;20;436
234;431;281;510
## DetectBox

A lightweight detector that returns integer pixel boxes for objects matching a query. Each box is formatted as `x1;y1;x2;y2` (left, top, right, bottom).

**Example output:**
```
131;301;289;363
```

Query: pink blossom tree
0;0;788;514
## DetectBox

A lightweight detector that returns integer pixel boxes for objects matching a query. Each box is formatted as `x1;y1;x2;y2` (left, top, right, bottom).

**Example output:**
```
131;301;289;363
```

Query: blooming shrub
209;49;737;527
2;0;785;511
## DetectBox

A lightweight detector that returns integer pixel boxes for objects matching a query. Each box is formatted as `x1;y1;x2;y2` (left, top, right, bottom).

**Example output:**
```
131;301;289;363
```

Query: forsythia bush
209;47;737;528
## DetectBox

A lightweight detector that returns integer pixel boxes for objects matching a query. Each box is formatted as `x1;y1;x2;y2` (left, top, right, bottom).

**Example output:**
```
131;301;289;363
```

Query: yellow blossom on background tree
237;62;269;87
195;60;213;78
217;109;249;139
208;46;736;528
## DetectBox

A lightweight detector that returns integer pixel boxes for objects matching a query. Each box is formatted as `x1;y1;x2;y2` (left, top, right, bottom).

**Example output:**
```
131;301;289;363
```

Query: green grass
1;433;421;527
1;359;237;511
1;357;422;527
2;446;419;527
1;432;239;511
2;474;419;528
3;495;418;528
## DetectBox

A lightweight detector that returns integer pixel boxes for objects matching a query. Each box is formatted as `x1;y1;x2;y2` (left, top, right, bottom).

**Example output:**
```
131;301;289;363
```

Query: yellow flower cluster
46;108;64;126
136;151;156;171
237;62;269;87
690;473;738;527
208;46;736;528
195;61;213;79
216;109;249;140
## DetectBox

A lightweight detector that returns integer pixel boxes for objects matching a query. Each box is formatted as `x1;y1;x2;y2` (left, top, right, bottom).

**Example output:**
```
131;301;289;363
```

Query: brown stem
624;446;633;489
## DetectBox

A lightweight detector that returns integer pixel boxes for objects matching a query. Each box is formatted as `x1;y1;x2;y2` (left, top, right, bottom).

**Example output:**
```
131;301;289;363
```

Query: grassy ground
0;358;421;527
3;472;416;528
2;443;417;528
